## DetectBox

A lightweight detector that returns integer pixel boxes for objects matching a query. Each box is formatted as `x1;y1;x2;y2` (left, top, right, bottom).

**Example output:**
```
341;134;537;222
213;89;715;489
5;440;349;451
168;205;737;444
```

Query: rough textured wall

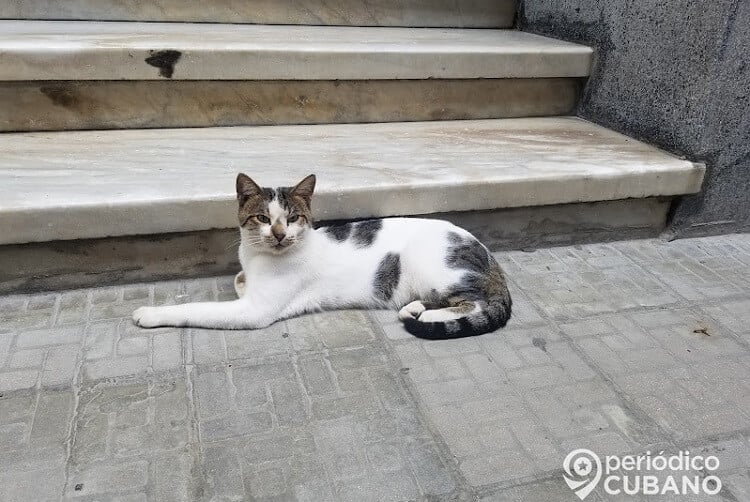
519;0;750;236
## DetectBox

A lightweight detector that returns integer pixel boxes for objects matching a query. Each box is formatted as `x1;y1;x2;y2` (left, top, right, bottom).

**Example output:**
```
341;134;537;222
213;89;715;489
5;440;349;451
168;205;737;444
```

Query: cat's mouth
269;241;293;253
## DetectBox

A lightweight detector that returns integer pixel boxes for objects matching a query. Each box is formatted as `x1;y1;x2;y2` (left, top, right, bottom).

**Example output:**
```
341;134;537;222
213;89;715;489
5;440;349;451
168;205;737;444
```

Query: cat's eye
255;215;271;224
287;214;300;223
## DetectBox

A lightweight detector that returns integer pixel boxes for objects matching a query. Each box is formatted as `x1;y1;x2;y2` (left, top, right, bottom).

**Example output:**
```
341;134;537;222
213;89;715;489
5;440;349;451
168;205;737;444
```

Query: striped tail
402;293;512;340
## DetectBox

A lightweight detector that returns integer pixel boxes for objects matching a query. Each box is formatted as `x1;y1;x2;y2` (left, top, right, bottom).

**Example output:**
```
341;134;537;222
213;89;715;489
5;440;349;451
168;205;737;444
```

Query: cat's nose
272;228;286;242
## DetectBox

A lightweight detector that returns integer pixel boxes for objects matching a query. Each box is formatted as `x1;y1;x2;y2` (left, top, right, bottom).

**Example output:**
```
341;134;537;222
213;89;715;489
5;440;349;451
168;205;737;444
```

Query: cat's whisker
224;238;243;251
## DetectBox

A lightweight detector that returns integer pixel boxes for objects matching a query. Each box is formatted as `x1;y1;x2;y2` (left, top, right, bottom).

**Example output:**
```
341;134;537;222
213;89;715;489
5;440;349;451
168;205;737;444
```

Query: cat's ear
236;173;262;205
291;174;316;206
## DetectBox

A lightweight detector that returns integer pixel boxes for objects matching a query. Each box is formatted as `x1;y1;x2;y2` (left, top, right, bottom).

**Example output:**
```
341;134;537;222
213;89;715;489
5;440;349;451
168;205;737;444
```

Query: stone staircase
0;1;705;293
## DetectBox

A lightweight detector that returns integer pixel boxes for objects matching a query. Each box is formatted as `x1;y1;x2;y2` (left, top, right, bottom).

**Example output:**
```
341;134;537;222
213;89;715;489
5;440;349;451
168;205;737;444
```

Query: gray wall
519;0;750;236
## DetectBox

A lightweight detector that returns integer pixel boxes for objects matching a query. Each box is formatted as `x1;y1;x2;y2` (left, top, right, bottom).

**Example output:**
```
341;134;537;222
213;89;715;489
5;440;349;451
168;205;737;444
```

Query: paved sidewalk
1;233;750;501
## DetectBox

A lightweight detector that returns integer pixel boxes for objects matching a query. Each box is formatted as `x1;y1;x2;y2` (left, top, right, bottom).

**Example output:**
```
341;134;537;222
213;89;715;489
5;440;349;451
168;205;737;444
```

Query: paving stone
482;478;589;502
55;291;88;325
201;445;246;500
311;394;380;420
84;355;150;380
0;465;67;502
335;469;419;502
298;355;336;396
0;370;38;392
0;295;26;314
461;449;538;486
118;335;149;356
328;345;387;369
66;460;149;497
1;233;750;499
703;299;750;345
313;418;369;481
89;297;146;321
200;411;274;441
0;422;27;449
152;452;197;502
726;472;750;501
558;431;633;458
152;329;183;372
190;329;226;364
379;319;414;340
83;320;118;360
9;348;44;369
231;366;269;408
194;369;232;419
223;323;290;359
29;392;73;448
271;379;310;426
286;310;376;349
0;333;13;366
415;378;483;407
41;344;79;386
153;280;187;306
404;441;457;496
15;326;83;348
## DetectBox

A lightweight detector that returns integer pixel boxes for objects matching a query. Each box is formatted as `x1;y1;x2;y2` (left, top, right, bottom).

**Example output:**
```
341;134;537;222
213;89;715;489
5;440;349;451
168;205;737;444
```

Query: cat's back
317;217;470;252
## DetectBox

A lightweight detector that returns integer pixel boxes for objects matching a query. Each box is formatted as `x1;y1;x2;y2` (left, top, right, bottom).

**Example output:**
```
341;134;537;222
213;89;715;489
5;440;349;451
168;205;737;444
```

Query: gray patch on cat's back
323;223;352;242
353;219;383;248
445;231;490;273
373;252;401;301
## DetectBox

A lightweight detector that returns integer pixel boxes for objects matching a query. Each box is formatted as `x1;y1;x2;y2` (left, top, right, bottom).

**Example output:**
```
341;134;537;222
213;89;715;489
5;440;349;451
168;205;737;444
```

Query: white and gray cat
133;174;511;339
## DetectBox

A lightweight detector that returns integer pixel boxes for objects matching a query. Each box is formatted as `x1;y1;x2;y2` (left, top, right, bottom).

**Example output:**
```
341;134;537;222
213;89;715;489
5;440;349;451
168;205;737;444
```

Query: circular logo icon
563;449;602;500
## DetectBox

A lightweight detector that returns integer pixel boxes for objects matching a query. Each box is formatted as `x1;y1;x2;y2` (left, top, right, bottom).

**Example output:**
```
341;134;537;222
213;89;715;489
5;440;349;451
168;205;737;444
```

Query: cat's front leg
132;298;275;330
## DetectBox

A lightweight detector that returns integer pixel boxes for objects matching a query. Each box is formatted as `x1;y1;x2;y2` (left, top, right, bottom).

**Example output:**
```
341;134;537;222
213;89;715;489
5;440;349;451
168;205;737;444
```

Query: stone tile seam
366;312;477;499
59;330;89;499
180;361;205;502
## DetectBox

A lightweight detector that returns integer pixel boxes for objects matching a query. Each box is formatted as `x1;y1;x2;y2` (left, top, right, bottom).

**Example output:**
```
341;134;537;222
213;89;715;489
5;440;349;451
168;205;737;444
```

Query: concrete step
0;117;704;246
0;21;592;81
0;21;591;131
0;0;516;28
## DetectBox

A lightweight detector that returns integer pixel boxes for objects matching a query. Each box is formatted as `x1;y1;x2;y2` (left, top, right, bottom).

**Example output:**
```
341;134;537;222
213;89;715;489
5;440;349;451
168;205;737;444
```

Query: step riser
0;199;671;295
0;0;516;27
0;78;581;132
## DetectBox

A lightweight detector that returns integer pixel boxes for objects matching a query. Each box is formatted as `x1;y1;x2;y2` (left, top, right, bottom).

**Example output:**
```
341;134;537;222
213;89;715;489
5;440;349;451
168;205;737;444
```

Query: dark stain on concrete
40;86;79;108
145;50;182;78
693;326;711;336
532;337;548;352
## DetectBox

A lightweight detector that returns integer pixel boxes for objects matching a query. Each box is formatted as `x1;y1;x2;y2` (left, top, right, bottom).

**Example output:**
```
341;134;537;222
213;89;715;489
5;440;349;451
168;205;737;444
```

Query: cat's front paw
132;306;168;328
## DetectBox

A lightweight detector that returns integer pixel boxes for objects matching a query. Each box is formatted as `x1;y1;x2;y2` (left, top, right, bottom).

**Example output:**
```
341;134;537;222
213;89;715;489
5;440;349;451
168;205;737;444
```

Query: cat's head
236;173;316;255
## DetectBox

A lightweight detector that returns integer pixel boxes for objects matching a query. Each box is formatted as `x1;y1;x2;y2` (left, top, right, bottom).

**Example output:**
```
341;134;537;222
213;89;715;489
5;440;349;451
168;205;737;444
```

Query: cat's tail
401;272;512;340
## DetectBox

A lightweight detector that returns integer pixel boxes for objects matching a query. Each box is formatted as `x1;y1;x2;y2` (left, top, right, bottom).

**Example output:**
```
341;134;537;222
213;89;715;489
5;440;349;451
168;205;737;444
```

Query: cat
132;174;512;339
